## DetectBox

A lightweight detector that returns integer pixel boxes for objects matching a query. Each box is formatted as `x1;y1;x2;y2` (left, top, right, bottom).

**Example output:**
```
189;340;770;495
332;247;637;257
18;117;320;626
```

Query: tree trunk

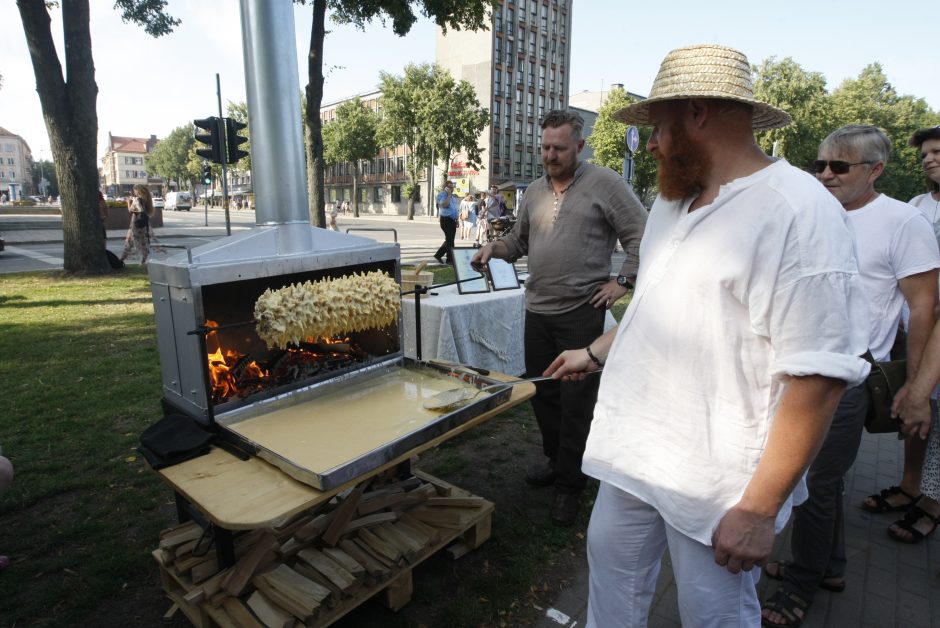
304;0;327;228
352;163;360;218
17;0;108;274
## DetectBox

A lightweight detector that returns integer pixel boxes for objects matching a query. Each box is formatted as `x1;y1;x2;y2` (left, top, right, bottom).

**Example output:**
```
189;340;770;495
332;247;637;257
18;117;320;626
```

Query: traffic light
225;117;249;164
201;161;212;186
193;117;222;164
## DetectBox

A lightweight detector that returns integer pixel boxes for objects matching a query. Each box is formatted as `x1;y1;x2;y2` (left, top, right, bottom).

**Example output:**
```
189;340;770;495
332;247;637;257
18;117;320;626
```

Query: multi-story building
436;0;573;192
100;133;162;197
321;90;422;215
0;126;34;201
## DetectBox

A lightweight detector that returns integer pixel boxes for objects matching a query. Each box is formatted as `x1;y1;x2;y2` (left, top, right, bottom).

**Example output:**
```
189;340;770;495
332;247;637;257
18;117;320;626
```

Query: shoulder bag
862;350;906;433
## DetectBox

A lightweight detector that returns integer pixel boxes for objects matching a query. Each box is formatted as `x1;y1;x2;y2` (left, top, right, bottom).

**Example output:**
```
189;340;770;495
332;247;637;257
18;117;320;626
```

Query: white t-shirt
847;194;940;361
910;193;940;243
583;160;871;546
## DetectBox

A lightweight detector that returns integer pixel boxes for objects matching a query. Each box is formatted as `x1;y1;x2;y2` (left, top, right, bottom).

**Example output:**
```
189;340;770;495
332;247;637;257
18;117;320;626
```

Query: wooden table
157;372;535;534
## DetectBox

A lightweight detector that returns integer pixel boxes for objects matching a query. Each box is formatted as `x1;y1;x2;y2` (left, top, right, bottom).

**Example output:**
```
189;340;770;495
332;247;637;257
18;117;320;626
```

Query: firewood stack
155;472;493;627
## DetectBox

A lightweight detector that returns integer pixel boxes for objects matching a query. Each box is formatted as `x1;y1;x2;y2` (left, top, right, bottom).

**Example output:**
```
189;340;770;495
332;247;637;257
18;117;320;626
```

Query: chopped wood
171;538;199;560
278;537;303;558
162;602;179;621
159;521;203;550
320;483;366;547
339;539;390;581
351;537;395;568
357;528;402;564
292;513;332;544
425;496;487;508
292;561;340;606
321;547;365;581
393;483;440;509
358;486;405;503
398;513;442;545
408;506;479;530
261;563;330;606
191;554;221;584
253;576;316;622
221;531;279;596
174;547;214;573
356;491;409;516
155;548;173;566
272;514;313;539
342;511;398;534
222;596;265;628
374;523;422;560
296;548;359;594
247;589;295;628
388;521;431;550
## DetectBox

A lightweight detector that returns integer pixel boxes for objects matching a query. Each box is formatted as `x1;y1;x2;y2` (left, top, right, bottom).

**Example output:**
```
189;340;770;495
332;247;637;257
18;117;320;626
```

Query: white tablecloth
401;283;616;376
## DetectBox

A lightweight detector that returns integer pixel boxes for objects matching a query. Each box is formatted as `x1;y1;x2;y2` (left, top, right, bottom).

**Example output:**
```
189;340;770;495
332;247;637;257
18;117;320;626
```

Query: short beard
656;121;711;201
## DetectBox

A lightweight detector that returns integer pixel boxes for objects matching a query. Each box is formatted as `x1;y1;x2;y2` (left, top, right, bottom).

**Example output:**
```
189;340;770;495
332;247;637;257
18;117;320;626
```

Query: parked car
165;191;192;211
152;196;165;210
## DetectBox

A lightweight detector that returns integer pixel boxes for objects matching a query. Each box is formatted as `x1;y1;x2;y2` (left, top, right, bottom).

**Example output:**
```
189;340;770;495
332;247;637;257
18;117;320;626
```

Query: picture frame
487;258;520;291
450;246;490;294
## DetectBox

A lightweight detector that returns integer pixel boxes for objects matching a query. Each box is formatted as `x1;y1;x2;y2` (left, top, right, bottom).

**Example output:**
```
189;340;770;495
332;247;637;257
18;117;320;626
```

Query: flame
204;319;355;404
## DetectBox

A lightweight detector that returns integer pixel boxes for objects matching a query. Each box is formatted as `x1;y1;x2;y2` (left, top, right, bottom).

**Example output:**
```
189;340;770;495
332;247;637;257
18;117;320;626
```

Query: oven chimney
239;0;312;253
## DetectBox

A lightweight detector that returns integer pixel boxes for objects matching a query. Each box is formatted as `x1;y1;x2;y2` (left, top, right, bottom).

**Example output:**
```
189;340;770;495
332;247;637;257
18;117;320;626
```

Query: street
0;207;458;274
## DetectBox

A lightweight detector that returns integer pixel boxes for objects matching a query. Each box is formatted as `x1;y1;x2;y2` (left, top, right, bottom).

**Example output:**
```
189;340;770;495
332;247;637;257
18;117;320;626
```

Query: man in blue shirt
434;180;460;264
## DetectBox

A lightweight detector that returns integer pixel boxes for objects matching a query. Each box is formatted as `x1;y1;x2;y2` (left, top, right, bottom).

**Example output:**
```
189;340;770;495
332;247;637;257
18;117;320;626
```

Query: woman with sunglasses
889;126;940;544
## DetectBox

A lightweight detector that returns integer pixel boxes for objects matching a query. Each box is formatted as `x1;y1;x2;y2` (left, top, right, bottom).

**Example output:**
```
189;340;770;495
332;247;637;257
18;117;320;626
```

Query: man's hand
711;505;776;574
543;348;599;381
470;243;492;271
589;279;628;310
893;383;933;439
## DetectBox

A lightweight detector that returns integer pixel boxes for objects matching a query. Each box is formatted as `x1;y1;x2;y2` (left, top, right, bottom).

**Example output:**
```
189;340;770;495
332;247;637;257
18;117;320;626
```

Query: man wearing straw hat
544;44;869;626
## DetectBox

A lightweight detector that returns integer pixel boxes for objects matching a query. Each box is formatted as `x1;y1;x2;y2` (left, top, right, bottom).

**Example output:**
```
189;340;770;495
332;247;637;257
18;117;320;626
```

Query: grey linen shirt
500;161;648;314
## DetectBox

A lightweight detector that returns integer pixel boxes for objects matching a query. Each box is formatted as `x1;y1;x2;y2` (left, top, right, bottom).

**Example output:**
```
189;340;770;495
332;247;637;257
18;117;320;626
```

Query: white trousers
586;482;762;628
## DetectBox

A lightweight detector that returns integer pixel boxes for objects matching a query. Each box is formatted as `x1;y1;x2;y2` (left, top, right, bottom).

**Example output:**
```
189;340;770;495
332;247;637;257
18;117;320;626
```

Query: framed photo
450;246;490;294
487;258;520;291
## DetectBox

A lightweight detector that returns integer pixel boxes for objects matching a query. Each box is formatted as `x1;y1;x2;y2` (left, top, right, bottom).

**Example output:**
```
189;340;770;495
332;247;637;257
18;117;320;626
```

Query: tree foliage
297;0;495;224
322;96;378;217
376;63;486;218
587;87;658;205
15;0;178;274
144;124;193;192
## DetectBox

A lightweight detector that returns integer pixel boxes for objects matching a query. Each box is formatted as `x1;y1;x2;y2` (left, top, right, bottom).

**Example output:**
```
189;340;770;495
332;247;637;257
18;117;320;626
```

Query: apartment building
100;133;162;197
436;0;573;191
0;126;34;201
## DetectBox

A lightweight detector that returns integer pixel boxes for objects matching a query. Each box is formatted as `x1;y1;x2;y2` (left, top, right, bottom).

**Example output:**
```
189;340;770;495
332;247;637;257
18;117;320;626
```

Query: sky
0;0;936;162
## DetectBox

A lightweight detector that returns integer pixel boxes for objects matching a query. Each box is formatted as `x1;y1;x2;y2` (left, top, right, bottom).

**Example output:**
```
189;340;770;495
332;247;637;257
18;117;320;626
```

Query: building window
539;65;546;90
528;66;535;87
516;66;523;85
374;187;384;202
391;186;401;202
360;187;368;203
493;101;501;126
538;94;545;117
530;1;537;16
516;88;523;104
514;150;522;177
527;92;534;116
495;7;503;31
541;11;547;30
529;32;536;56
6;158;13;165
494;69;502;96
515;118;523;133
541;34;547;53
552;8;557;30
518;0;525;13
397;157;405;172
508;8;514;25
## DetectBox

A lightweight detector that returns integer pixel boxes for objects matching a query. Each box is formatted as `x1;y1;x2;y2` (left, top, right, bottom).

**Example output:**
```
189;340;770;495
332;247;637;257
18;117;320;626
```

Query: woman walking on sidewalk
120;185;154;264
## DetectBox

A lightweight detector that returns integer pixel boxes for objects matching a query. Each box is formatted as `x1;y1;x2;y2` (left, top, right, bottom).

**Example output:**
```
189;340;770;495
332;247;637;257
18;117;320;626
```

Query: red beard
655;121;711;201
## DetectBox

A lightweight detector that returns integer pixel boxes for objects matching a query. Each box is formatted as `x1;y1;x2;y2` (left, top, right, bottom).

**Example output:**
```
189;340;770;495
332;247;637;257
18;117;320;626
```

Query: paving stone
896;588;931;627
861;592;896;627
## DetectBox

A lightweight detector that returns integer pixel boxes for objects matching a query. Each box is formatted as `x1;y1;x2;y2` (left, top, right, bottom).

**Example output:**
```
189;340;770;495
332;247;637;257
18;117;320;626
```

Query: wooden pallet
156;471;493;627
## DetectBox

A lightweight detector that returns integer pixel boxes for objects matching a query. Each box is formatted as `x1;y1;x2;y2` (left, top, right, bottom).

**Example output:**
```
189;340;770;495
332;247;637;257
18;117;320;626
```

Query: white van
165;191;192;211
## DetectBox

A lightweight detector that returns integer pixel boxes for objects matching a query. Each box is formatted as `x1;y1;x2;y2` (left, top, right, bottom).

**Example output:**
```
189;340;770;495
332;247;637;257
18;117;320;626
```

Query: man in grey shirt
472;109;648;525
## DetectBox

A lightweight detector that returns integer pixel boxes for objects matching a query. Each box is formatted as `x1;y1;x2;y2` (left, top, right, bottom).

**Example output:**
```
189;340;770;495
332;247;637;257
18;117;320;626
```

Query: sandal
887;505;939;544
861;486;921;513
761;587;811;628
763;561;845;593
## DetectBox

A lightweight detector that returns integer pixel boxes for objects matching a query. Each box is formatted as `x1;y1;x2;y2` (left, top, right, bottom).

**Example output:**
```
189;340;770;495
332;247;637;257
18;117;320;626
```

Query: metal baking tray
215;359;512;490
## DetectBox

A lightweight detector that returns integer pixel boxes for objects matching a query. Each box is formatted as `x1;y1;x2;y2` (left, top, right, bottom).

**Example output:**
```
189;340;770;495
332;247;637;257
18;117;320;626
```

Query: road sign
626;126;640;153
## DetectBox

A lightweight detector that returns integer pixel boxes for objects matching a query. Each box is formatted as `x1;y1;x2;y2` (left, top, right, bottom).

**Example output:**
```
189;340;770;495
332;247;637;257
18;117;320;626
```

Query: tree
296;0;495;226
753;57;832;172
322;97;378;217
428;76;488;188
144;124;194;193
828;64;937;201
15;0;179;274
31;159;59;198
587;87;658;205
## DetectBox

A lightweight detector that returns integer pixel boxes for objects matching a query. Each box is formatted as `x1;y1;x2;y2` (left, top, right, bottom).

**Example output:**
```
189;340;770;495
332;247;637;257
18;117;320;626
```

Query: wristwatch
616;275;632;288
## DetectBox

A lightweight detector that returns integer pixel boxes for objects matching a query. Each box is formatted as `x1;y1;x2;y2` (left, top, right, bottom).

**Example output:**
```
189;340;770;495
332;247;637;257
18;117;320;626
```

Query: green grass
0;267;628;627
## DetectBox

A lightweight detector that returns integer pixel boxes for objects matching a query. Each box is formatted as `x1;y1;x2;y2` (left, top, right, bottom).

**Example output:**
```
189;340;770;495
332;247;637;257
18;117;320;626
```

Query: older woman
889;126;940;544
119;184;155;264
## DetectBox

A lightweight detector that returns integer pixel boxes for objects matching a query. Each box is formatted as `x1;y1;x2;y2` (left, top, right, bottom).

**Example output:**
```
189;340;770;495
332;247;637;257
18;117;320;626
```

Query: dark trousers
784;383;868;596
524;302;605;493
435;216;458;263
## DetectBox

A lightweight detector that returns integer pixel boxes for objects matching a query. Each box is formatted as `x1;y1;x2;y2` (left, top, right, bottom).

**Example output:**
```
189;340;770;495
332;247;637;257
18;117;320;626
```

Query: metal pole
216;73;231;236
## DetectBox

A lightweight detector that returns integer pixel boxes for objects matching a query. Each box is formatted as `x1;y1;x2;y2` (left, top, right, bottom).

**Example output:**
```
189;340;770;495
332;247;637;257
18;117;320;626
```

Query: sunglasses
813;160;872;174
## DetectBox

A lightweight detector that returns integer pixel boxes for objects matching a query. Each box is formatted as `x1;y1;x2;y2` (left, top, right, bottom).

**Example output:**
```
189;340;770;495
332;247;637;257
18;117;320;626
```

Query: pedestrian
434;181;459;264
342;200;350;215
329;201;338;231
543;44;870;626
761;125;939;627
120;184;155;264
458;194;474;240
472;108;647;526
98;191;109;243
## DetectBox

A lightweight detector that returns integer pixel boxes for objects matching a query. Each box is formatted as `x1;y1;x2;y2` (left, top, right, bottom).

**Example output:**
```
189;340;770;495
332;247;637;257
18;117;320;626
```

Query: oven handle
344;227;398;242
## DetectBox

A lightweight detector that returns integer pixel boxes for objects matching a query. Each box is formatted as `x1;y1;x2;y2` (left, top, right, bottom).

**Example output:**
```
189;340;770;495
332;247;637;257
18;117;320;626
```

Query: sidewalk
535;429;940;627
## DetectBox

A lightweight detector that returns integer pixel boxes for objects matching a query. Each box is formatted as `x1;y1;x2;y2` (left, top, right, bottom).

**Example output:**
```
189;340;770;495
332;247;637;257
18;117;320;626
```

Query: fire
204;320;361;405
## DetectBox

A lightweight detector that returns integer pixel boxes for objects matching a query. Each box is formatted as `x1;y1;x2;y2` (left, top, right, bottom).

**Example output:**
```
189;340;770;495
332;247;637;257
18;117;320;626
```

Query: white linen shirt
582;160;871;546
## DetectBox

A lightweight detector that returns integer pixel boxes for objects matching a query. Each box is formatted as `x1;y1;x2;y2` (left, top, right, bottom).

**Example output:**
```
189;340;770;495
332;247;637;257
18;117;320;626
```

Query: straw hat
614;44;791;132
